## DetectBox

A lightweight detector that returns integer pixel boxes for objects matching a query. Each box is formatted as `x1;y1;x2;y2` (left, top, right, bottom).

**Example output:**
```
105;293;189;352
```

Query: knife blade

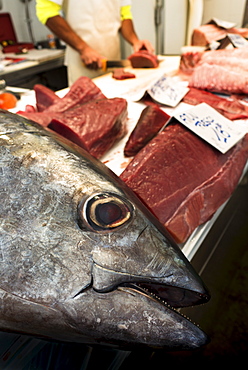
102;59;131;71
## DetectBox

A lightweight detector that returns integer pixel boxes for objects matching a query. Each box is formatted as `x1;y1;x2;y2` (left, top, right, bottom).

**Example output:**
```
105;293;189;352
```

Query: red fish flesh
124;105;170;157
128;50;159;68
121;121;248;243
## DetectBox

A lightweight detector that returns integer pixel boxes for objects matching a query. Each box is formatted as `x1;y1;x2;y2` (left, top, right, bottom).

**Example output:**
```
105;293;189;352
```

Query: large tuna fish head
0;110;210;350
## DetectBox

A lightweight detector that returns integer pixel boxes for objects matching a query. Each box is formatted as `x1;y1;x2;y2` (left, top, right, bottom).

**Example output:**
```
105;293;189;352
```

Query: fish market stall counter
9;55;248;263
0;52;247;365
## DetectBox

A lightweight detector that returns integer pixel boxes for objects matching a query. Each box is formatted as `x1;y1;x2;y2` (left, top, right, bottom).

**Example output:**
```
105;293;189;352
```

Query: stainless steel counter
0;49;66;89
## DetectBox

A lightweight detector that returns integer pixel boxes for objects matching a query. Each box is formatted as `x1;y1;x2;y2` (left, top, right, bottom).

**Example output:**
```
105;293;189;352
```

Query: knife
101;59;131;71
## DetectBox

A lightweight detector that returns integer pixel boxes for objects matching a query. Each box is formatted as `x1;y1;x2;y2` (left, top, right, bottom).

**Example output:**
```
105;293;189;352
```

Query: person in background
36;0;155;84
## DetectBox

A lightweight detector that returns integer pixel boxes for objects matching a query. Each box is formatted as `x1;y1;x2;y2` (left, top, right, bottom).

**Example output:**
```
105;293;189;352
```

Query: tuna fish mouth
118;282;209;309
91;263;210;310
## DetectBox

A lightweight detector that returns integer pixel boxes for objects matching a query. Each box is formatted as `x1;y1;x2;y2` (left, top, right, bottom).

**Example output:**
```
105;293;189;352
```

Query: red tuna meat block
124;105;171;157
192;23;248;46
128;50;159;68
112;68;136;80
48;98;128;158
46;76;106;113
182;88;248;120
34;84;61;112
120;121;248;243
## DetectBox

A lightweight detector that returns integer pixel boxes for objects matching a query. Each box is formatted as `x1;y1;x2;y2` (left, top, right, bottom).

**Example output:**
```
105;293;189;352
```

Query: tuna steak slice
48;98;128;159
112;68;136;80
120;121;248;243
124;105;171;157
128;50;159;68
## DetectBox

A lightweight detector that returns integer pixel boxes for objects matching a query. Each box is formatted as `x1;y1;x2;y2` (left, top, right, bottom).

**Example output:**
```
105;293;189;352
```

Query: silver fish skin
0;110;210;350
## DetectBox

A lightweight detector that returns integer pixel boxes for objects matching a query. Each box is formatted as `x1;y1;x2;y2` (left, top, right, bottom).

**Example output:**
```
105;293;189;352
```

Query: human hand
79;45;105;70
133;40;155;54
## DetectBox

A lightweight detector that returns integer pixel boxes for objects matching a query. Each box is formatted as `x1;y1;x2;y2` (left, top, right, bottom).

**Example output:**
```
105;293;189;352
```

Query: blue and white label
147;75;189;107
174;103;247;153
226;33;248;48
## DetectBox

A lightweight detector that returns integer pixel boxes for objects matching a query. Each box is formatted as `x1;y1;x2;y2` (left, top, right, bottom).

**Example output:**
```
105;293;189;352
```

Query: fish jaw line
116;285;210;348
90;263;210;308
71;282;209;349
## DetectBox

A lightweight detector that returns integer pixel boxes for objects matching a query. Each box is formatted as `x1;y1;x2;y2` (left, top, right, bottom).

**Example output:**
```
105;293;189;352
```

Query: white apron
62;0;122;84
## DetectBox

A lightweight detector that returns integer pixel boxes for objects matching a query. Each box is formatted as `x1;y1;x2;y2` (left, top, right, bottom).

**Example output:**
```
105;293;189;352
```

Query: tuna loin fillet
120;122;248;243
17;77;126;159
48;98;128;159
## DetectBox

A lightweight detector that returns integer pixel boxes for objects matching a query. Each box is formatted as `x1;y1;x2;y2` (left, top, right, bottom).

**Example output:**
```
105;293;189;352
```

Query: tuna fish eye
77;193;133;232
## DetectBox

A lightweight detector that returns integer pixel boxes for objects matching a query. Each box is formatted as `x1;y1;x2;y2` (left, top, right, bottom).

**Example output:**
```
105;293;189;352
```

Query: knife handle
101;59;107;72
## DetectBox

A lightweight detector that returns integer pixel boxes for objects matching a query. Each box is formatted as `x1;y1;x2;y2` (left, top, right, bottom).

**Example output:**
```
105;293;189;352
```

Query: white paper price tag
123;73;163;102
226;33;248;48
174;103;247;153
210;17;236;29
147;75;189;107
